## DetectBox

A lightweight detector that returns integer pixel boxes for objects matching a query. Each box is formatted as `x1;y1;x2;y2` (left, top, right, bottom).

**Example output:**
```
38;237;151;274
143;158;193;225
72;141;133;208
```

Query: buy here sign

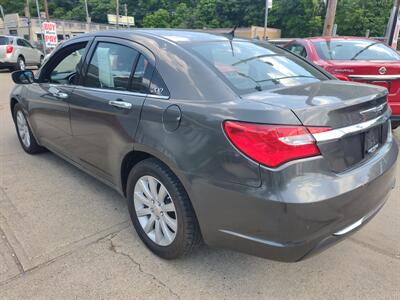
42;22;58;48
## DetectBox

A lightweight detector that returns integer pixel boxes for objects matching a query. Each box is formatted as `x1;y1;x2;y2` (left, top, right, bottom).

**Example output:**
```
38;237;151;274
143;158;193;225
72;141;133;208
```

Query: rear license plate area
363;125;383;156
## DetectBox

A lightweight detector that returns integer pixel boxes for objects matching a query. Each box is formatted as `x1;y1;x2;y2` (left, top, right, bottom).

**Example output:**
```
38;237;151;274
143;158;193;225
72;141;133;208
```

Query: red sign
42;22;58;48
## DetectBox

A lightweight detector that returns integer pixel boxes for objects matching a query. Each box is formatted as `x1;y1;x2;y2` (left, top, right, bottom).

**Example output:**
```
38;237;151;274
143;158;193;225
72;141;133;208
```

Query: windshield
313;40;400;61
0;37;10;45
186;41;327;95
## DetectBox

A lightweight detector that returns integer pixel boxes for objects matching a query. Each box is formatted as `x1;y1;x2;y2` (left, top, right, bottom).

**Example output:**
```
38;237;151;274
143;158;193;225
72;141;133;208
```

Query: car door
68;37;153;183
25;38;91;157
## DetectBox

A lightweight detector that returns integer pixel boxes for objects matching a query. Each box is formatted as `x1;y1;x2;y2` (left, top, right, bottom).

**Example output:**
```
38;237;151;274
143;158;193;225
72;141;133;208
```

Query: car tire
127;158;202;259
37;56;44;68
13;103;47;154
16;56;26;71
391;121;399;130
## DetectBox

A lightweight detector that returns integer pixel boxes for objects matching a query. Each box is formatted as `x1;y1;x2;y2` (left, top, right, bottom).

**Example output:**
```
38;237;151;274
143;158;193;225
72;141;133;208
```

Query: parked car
10;30;398;262
0;35;44;71
284;37;400;128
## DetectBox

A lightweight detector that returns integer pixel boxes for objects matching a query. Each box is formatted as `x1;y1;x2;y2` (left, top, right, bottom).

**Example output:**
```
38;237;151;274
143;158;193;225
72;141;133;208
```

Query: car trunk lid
325;60;400;103
244;80;391;172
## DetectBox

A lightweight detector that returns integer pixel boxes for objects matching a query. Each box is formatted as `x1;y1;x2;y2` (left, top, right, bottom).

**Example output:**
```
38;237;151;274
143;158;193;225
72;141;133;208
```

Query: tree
142;8;170;28
193;0;220;28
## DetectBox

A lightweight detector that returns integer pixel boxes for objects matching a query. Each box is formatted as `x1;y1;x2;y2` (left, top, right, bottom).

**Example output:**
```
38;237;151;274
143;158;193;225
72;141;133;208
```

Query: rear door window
17;39;25;47
0;37;10;45
131;55;152;94
287;43;308;58
84;42;139;91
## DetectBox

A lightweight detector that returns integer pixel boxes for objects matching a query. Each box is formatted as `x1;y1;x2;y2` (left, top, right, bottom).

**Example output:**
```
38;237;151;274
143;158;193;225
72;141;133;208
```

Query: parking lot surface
0;69;399;299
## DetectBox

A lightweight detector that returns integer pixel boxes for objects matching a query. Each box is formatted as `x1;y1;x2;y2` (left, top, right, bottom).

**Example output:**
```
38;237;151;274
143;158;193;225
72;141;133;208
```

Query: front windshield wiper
350;42;380;60
236;72;263;91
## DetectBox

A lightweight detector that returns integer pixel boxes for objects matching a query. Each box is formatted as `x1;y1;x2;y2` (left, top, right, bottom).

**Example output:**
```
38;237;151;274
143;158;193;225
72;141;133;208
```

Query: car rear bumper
189;133;398;262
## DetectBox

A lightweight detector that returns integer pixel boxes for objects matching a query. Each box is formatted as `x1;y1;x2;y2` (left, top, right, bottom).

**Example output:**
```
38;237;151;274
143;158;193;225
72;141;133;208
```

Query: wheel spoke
143;215;156;233
159;217;173;242
148;177;158;200
134;191;152;206
158;185;167;202
162;203;175;212
139;178;153;200
163;214;177;232
155;219;162;243
136;207;151;217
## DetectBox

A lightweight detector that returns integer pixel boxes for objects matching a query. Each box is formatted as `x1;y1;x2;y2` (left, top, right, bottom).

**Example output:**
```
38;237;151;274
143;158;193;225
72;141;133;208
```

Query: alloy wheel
16;110;31;148
133;175;177;246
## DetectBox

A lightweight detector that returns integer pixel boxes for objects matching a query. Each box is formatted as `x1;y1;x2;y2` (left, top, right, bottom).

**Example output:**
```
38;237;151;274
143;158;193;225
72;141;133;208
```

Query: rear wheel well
121;151;153;196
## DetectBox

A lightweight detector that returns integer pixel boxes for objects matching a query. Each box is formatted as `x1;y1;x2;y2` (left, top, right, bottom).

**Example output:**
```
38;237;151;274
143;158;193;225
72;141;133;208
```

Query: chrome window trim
74;86;170;100
313;113;389;142
348;74;400;81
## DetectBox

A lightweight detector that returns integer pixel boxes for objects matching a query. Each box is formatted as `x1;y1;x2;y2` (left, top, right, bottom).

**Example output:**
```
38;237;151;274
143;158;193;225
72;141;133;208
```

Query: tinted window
313;40;400;61
17;39;24;46
0;37;9;45
85;42;138;91
150;69;170;97
22;40;33;48
131;55;152;93
187;41;326;95
48;43;87;84
287;44;307;58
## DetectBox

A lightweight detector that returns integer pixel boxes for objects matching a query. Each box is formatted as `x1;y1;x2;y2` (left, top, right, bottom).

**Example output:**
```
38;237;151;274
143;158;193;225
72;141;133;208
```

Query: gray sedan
9;30;398;261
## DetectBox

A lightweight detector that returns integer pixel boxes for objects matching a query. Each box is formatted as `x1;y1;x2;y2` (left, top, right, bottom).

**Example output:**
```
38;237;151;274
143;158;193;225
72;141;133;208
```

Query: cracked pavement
0;70;399;299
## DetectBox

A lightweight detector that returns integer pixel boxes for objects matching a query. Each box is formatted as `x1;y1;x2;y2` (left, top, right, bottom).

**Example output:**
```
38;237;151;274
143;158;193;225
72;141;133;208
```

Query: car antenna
221;25;238;56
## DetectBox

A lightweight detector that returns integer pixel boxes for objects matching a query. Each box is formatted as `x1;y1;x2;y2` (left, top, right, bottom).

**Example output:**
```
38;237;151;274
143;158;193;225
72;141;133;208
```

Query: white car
0;35;44;71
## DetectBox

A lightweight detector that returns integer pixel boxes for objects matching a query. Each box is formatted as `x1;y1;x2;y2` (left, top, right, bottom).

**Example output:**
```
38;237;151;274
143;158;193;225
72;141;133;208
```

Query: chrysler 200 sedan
10;30;398;262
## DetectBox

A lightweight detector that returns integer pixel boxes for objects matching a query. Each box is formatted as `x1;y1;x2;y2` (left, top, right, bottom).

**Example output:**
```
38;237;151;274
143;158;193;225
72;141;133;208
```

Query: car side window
46;43;87;85
131;55;152;94
150;69;170;97
84;42;139;91
17;39;24;47
288;44;308;58
23;40;33;48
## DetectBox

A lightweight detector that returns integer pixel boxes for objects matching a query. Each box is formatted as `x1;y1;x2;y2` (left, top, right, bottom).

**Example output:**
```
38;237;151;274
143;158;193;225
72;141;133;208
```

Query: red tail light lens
223;121;331;168
6;45;13;54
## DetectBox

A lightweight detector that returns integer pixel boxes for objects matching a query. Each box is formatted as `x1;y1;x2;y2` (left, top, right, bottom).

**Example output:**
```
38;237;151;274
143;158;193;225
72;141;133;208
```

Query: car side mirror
12;70;35;84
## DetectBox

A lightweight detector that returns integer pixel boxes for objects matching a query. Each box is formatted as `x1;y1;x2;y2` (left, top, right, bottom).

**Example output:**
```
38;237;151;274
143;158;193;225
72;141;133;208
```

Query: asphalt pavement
0;69;399;299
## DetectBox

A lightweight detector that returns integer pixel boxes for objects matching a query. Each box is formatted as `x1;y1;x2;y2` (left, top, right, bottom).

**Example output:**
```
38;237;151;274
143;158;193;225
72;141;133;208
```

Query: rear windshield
186;41;327;95
313;40;400;61
0;37;10;45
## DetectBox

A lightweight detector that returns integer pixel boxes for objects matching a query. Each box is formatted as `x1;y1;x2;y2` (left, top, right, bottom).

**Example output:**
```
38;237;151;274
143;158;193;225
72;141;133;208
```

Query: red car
284;37;400;128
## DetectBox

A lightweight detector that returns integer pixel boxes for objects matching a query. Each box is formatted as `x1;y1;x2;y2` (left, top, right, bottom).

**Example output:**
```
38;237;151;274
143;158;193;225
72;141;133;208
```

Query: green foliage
0;0;395;37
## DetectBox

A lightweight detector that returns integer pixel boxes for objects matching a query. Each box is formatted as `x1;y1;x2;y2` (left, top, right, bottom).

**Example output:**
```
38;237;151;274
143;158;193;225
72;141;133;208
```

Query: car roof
73;29;244;45
298;36;381;43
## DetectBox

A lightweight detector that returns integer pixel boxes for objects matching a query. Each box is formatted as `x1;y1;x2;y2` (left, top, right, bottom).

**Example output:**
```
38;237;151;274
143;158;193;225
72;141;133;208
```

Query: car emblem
359;103;386;120
378;67;387;75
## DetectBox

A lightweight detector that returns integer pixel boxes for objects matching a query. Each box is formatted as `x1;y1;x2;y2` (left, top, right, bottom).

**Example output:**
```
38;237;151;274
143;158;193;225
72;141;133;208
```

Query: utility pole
84;0;91;32
35;0;46;53
323;0;338;36
25;0;31;41
124;3;128;28
386;0;400;49
0;5;7;35
263;0;269;40
116;0;119;29
43;0;49;21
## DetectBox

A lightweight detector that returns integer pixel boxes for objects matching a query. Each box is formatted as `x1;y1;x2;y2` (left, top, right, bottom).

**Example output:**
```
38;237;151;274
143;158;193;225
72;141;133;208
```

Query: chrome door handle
109;100;132;110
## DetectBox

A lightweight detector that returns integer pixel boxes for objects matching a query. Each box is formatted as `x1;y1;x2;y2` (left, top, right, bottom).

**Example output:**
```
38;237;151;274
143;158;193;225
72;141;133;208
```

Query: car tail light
223;121;331;168
6;45;13;54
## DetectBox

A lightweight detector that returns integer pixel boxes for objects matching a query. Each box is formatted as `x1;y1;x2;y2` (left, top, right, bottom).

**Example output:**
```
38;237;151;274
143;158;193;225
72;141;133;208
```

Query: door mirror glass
12;70;35;84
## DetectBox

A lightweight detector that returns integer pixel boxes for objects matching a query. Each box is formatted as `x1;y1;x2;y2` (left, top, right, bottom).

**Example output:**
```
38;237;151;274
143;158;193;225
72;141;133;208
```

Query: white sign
42;22;58;48
107;14;135;26
268;0;273;9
